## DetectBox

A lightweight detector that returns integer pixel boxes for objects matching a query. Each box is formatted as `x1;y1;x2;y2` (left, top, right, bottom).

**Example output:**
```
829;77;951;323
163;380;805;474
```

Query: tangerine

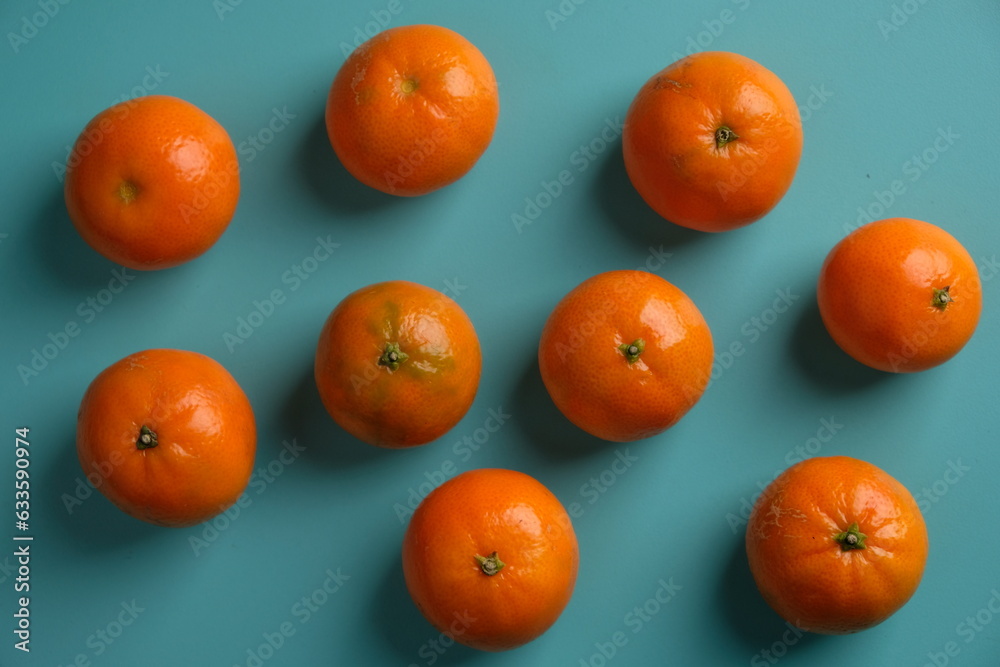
818;218;982;372
65;95;240;270
402;468;579;651
76;349;256;527
314;280;481;448
326;24;499;196
623;51;802;232
746;456;928;634
538;270;714;442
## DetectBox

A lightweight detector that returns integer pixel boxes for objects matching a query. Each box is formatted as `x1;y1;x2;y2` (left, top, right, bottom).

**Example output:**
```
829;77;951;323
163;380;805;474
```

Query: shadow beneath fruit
369;554;486;665
593;147;711;253
280;361;392;469
31;192;130;292
715;538;828;657
510;358;614;461
369;554;431;659
294;111;406;216
789;296;892;393
44;430;169;553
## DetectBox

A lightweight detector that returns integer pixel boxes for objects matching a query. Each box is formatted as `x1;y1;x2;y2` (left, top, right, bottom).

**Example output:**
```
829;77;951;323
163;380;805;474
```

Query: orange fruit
402;468;579;651
818;218;982;372
76;349;256;528
538;270;714;442
314;280;481;448
64;94;240;270
326;24;499;196
623;51;802;232
746;456;928;634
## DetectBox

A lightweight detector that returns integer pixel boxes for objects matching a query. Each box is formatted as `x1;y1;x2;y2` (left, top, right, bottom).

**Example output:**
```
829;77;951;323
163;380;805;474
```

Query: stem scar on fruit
834;522;868;551
136;424;158;450
714;125;739;149
618;338;646;364
378;342;409;371
474;551;505;576
118;180;139;204
932;286;954;310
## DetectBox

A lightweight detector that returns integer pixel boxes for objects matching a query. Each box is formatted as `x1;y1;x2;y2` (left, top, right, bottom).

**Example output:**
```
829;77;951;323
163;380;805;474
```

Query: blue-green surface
2;1;999;665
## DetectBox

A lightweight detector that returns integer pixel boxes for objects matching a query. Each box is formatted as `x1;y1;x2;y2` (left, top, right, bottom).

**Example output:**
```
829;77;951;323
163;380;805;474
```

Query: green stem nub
136;425;158;450
474;551;505;576
834;522;868;551
715;125;739;148
378;343;409;371
618;338;646;364
932;286;953;311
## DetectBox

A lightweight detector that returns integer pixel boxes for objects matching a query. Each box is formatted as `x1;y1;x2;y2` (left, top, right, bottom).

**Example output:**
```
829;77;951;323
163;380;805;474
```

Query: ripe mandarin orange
314;280;481;448
623;51;802;232
818;218;982;373
746;456;928;634
538;270;714;442
64;94;240;270
76;349;256;528
326;24;499;196
402;468;579;652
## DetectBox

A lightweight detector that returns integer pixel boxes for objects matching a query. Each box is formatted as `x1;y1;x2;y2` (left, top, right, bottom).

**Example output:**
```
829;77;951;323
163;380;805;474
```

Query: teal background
2;1;999;665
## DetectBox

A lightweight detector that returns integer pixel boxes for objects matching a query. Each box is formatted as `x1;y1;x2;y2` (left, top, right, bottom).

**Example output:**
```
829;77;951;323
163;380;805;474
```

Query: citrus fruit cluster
67;22;981;653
